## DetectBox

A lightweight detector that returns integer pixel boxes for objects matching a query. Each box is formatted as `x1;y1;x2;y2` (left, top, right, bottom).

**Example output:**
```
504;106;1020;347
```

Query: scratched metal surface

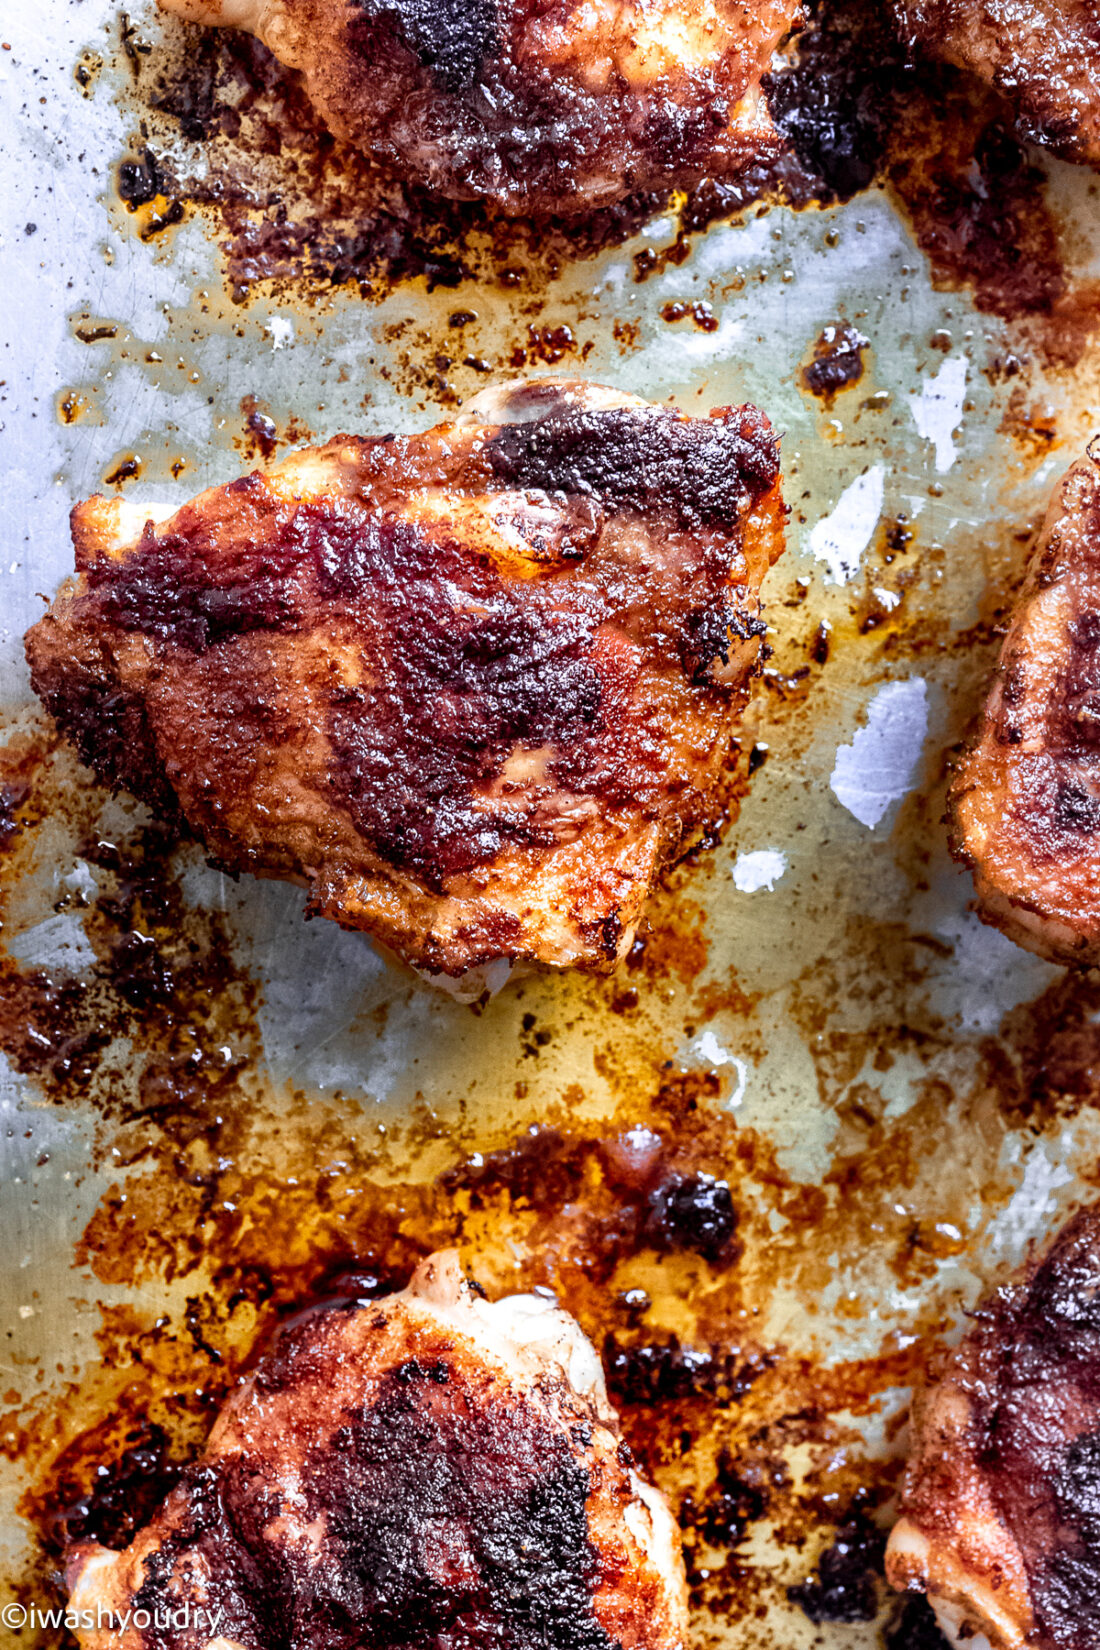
5;1;1100;1645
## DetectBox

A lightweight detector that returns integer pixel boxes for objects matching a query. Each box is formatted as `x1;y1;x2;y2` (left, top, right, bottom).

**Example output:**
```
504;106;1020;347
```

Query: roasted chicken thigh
950;447;1100;963
65;1250;689;1650
25;378;786;981
155;0;801;214
891;0;1100;166
887;1203;1100;1650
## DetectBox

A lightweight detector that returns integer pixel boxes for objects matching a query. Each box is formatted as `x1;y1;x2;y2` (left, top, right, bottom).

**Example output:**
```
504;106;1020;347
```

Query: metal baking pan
4;2;1100;1643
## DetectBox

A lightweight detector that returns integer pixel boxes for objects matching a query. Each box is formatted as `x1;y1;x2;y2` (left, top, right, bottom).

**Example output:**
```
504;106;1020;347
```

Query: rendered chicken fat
155;0;800;213
64;1251;689;1650
25;377;786;981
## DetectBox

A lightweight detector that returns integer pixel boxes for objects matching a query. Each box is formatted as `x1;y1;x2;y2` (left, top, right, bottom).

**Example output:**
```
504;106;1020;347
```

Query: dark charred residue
802;321;869;405
883;1593;951;1649
104;456;142;486
240;394;278;461
0;779;30;850
646;1172;737;1263
49;1423;183;1556
660;301;719;333
444;1126;740;1272
117;145;170;208
0;794;253;1115
354;0;498;95
485;403;780;531
787;1512;885;1623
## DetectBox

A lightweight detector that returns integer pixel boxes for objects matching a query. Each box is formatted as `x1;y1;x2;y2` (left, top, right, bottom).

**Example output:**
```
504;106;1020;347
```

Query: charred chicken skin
891;0;1100;167
65;1250;689;1650
154;0;800;215
887;1203;1100;1650
25;378;786;981
950;447;1100;964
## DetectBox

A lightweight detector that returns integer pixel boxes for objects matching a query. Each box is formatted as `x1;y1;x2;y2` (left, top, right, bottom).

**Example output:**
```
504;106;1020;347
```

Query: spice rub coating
891;0;1100;166
154;0;800;214
950;448;1100;964
887;1202;1100;1650
25;378;785;980
64;1251;689;1650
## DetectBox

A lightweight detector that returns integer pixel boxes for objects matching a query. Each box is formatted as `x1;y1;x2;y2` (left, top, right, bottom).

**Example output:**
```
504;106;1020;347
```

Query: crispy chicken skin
891;0;1100;167
886;1204;1100;1650
155;0;800;214
950;447;1100;964
64;1250;689;1650
25;378;785;981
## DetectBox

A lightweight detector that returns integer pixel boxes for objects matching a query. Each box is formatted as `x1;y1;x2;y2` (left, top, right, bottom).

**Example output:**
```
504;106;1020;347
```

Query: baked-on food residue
886;1201;1100;1650
891;0;1100;167
64;1249;688;1650
154;0;800;215
24;377;786;981
950;444;1100;963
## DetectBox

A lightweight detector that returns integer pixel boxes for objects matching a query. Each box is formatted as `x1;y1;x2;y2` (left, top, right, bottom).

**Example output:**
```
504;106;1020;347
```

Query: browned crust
887;1203;1100;1650
949;448;1100;964
25;381;786;979
892;0;1100;167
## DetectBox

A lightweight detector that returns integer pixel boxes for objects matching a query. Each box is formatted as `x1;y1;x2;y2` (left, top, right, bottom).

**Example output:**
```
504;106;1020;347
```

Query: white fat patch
806;466;885;584
684;1029;749;1109
420;958;514;1002
266;316;294;350
830;678;929;829
908;354;967;473
987;1142;1075;1260
59;859;99;902
488;1291;607;1403
732;848;787;892
6;912;97;974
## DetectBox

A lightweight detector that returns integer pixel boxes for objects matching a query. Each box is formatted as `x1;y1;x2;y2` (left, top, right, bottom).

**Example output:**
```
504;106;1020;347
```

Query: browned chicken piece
950;447;1100;964
886;1203;1100;1650
64;1250;689;1650
155;0;801;215
892;0;1100;166
25;378;785;982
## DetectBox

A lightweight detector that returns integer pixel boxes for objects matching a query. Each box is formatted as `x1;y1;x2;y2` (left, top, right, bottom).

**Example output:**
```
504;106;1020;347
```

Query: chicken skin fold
155;0;801;215
892;0;1100;167
950;447;1100;963
64;1250;689;1650
25;378;786;982
887;1203;1100;1650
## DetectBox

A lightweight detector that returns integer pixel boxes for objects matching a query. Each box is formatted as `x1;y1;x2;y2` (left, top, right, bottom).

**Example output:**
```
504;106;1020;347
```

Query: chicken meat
65;1249;689;1650
886;1203;1100;1650
155;0;801;214
891;0;1100;166
25;378;786;982
950;446;1100;963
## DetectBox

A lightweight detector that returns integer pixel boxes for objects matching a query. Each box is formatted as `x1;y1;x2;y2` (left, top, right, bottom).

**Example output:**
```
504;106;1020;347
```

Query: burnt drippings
787;1512;885;1623
802;322;869;405
444;1126;739;1270
0;739;254;1117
